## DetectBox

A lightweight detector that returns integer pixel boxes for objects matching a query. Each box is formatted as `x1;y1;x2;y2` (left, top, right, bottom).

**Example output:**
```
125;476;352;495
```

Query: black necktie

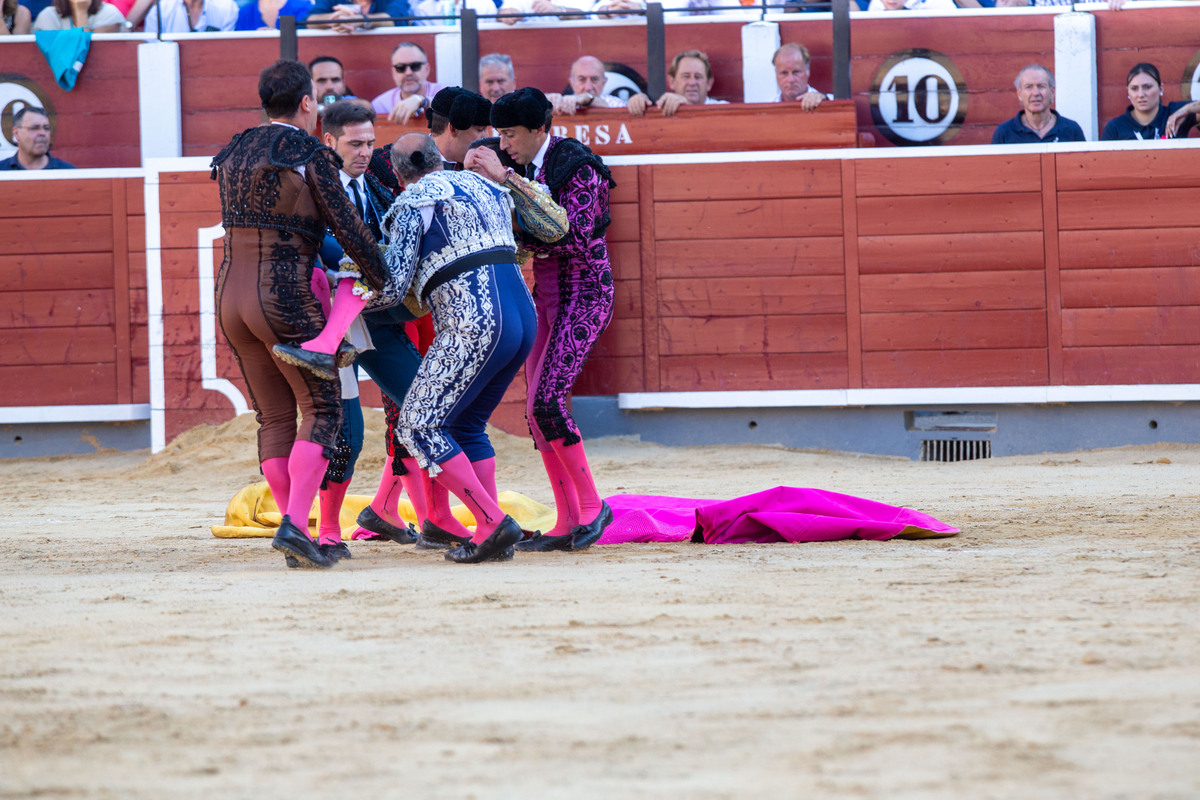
525;162;537;180
349;178;365;220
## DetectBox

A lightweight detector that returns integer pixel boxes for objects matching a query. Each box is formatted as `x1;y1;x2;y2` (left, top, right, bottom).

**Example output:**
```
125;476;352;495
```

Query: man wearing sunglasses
370;41;445;124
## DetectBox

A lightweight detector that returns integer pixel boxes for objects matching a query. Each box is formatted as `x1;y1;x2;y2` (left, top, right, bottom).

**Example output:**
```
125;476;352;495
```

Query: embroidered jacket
210;124;388;292
380;170;518;312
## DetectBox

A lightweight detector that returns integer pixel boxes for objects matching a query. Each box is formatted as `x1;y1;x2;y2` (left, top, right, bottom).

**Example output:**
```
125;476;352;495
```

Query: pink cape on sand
598;487;959;545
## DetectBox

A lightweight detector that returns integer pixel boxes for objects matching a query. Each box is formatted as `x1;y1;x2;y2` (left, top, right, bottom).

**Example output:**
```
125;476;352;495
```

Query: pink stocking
285;439;329;530
261;457;291;512
417;467;474;538
472;456;497;500
550;439;603;525
429;452;505;543
367;454;406;526
399;468;431;526
302;278;367;355
540;449;579;536
310;268;332;318
318;478;350;546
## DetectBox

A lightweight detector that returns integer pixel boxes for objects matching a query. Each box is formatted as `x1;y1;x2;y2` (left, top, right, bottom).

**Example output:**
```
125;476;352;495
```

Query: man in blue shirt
0;107;75;170
303;0;410;31
992;65;1086;144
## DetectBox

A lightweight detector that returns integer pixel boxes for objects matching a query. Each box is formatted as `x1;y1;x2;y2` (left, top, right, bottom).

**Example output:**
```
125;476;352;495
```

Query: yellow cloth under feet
210;482;556;539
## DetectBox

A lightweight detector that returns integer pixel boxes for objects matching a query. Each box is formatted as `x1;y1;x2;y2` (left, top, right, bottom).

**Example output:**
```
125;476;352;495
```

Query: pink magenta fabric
597;487;958;545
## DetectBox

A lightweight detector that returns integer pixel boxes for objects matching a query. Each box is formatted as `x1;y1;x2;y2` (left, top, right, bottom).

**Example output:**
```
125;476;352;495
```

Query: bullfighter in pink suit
467;87;616;551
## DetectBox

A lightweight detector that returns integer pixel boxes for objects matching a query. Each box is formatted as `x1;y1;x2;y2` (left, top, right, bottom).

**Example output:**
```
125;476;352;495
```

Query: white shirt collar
530;133;552;174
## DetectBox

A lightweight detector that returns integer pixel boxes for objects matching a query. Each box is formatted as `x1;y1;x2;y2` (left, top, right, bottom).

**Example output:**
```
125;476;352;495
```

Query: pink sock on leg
550;439;603;525
472;457;498;500
430;453;506;544
285;439;329;531
539;449;579;537
310;268;332;318
318;478;350;546
303;278;368;355
416;466;474;538
370;455;406;526
399;467;431;526
261;456;291;512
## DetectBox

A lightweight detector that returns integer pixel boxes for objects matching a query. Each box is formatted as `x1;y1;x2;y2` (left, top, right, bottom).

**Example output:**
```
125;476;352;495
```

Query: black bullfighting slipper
335;341;359;369
272;343;337;381
444;516;523;564
356;506;418;544
514;531;573;552
272;515;334;569
415;519;471;550
286;541;351;568
568;501;614;551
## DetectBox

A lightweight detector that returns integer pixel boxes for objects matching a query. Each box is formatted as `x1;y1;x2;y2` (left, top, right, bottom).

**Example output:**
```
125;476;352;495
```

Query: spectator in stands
371;42;445;124
236;0;313;29
628;49;726;117
427;86;492;168
867;0;956;8
1101;62;1199;141
3;0;32;33
304;0;408;32
407;0;497;23
992;65;1086;144
546;55;640;116
0;106;74;170
310;55;354;104
656;0;769;15
33;0;124;31
592;0;644;18
128;0;237;31
491;0;590;24
771;43;828;111
479;53;516;102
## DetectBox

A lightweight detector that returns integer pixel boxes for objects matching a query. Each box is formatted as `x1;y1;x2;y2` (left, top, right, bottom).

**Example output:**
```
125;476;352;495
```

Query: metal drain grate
920;439;992;462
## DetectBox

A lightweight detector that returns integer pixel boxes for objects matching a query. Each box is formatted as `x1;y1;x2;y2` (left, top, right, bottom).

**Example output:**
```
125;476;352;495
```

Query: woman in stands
1101;63;1200;141
32;0;125;31
2;0;32;33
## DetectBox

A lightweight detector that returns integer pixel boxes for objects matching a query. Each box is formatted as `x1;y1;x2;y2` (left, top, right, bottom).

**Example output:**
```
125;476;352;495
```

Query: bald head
390;132;443;185
569;56;608;97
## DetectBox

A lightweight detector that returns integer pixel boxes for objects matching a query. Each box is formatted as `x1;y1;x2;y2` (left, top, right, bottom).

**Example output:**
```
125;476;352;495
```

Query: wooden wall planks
10;142;1200;443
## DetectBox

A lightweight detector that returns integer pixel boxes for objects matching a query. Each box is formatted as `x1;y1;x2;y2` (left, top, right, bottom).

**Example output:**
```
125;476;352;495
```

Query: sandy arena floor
2;411;1198;799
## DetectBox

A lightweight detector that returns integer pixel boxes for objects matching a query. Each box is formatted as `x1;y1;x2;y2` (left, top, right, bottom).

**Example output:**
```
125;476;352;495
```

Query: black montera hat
429;87;492;130
490;87;552;131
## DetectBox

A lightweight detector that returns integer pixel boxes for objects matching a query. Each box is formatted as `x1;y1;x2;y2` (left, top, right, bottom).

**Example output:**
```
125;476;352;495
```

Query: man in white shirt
629;49;727;117
130;0;237;31
770;43;829;112
867;0;956;9
545;55;634;116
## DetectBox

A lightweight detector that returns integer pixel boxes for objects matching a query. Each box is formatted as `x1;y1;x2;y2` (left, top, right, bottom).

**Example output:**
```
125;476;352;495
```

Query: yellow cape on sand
211;482;557;539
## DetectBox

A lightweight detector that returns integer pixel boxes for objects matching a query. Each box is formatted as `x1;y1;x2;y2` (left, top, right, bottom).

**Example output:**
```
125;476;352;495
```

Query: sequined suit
523;136;616;449
211;123;388;462
381;169;537;476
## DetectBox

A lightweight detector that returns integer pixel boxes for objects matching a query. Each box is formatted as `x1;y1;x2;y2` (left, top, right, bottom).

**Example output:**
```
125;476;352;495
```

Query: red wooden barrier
3;9;1197;169
0;175;145;406
137;141;1200;444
